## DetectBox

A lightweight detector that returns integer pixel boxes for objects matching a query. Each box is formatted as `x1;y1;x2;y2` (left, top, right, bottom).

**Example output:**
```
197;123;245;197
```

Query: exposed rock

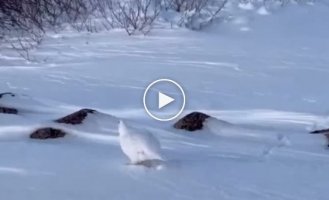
0;106;18;114
174;112;211;131
55;108;96;125
310;129;329;147
30;128;66;139
0;92;15;99
0;93;18;114
310;129;329;134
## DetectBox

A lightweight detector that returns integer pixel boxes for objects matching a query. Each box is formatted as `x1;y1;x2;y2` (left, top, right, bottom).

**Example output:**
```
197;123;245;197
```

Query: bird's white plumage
118;121;163;164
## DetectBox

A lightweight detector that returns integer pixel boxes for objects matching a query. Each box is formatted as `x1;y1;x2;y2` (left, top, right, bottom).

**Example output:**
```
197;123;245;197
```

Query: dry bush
92;0;161;35
239;0;315;7
0;0;92;58
0;0;162;58
163;0;228;30
166;0;211;12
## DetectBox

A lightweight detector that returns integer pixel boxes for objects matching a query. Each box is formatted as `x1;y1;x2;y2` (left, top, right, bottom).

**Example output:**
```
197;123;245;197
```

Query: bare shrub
104;0;161;35
239;0;315;7
165;0;189;12
164;0;228;30
0;0;92;59
0;1;43;58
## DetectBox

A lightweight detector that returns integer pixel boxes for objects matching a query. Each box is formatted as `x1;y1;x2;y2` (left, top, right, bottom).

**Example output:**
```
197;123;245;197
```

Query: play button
158;92;175;109
143;79;186;121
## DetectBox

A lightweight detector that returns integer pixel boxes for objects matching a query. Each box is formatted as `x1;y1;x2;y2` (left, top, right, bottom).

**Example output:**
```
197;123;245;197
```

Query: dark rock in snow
310;129;329;134
310;129;329;147
0;92;18;114
30;128;66;139
174;112;211;131
0;106;18;114
0;92;15;99
55;108;96;125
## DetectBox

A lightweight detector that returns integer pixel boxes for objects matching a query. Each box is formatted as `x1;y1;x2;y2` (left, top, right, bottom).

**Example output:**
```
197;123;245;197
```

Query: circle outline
143;79;186;121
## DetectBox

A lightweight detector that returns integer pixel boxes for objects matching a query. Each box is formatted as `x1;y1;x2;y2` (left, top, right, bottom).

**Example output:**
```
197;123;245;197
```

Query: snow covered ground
1;1;329;200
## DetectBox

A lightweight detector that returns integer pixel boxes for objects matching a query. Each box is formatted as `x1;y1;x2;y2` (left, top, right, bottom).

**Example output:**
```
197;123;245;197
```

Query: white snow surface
1;2;329;200
238;2;255;10
257;6;270;15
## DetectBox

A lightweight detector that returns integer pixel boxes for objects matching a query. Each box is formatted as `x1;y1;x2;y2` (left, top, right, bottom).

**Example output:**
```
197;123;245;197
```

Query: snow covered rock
310;129;329;134
0;92;18;114
310;129;329;147
118;121;163;166
55;109;96;125
0;106;18;114
174;112;232;132
205;117;233;133
0;92;53;114
30;128;67;139
174;112;211;131
0;92;15;99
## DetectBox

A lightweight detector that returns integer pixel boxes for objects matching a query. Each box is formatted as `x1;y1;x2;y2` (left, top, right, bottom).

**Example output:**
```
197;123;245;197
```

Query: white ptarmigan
118;120;163;165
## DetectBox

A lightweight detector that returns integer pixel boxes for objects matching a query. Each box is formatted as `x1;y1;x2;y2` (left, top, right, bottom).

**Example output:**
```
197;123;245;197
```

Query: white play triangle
158;92;174;109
